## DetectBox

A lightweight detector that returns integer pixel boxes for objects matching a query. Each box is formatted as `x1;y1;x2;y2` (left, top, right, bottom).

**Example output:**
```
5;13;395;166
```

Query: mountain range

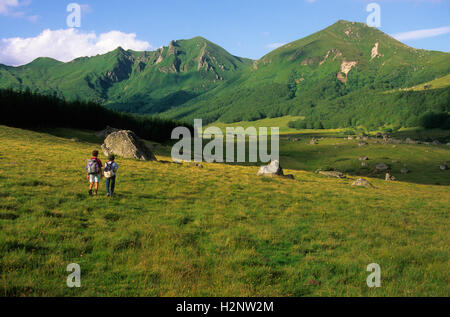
1;20;449;129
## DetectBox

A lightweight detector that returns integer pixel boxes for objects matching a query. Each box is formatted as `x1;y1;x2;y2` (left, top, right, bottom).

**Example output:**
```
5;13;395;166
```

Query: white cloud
266;42;287;49
305;0;317;3
393;26;450;41
0;28;152;66
0;0;37;21
0;0;19;14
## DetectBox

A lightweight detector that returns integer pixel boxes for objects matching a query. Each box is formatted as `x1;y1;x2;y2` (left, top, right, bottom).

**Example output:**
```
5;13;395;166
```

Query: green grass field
207;116;306;135
0;125;449;296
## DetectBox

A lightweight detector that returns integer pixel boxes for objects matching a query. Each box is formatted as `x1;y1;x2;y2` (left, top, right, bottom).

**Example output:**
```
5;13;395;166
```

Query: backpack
87;159;99;175
104;162;115;178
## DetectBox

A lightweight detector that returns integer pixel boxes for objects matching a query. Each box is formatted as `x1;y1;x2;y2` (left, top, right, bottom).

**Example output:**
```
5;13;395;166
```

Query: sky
0;0;449;66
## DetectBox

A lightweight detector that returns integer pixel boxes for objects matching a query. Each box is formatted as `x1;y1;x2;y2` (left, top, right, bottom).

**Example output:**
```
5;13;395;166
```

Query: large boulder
95;126;119;139
257;160;283;176
257;160;292;178
102;130;156;161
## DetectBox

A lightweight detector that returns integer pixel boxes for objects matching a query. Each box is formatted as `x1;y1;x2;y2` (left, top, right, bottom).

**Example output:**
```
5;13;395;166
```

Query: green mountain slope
0;37;253;114
1;20;449;129
163;20;450;126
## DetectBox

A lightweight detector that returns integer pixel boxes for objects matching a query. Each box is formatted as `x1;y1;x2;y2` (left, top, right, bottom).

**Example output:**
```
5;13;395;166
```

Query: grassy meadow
0;125;449;297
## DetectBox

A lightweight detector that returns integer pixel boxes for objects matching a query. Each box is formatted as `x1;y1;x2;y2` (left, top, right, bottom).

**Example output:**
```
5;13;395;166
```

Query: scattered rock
359;156;369;161
257;160;284;176
385;173;396;181
347;136;354;140
102;130;156;161
318;171;346;179
358;141;368;147
388;138;403;144
446;142;450;146
95;126;119;139
352;178;374;188
70;138;80;142
361;162;368;167
432;140;441;145
310;138;318;145
401;167;409;174
375;163;390;172
405;138;418;145
440;163;448;171
189;162;204;168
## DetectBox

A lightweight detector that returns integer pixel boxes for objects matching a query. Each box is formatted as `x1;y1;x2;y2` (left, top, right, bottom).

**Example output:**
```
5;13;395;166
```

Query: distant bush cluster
0;89;192;142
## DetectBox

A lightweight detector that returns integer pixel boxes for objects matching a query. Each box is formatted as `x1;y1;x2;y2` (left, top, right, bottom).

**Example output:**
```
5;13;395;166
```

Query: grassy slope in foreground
0;125;449;296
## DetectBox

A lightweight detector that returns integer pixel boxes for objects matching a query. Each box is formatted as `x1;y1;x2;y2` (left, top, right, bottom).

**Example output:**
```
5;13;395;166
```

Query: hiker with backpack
86;150;102;196
104;154;119;197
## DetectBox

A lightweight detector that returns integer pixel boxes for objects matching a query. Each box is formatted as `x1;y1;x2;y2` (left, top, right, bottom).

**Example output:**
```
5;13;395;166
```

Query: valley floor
0;125;449;296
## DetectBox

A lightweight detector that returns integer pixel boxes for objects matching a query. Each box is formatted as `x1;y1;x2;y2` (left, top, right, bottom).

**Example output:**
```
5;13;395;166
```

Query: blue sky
0;0;449;65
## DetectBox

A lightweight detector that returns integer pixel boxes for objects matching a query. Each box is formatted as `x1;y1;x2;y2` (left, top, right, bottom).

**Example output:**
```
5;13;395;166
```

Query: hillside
0;37;253;114
0;20;449;129
163;20;450;126
0;125;449;296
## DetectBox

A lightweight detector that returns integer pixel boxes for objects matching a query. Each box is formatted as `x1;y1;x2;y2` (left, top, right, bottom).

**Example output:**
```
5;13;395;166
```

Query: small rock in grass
352;178;374;188
385;173;396;181
318;171;346;179
375;163;390;172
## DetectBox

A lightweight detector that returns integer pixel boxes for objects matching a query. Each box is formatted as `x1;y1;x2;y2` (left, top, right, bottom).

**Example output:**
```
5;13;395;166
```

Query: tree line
0;89;193;142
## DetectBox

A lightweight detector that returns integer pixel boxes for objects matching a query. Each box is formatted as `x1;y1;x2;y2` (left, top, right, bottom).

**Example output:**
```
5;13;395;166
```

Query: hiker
104;154;119;197
86;150;102;196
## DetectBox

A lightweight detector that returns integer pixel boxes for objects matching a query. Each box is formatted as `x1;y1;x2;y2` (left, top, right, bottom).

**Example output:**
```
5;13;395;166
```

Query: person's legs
94;181;99;195
89;174;94;195
106;177;111;196
110;176;116;196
